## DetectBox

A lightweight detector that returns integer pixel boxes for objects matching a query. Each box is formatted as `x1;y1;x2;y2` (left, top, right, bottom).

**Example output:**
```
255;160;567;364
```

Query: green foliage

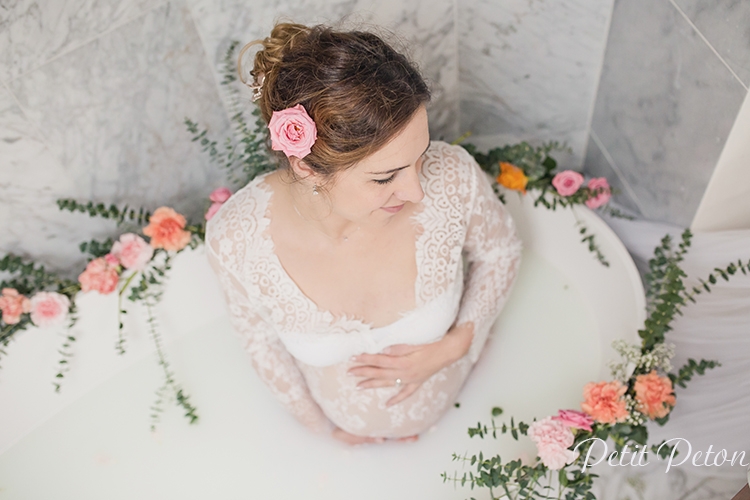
79;238;116;259
185;41;276;188
0;254;76;296
460;141;613;267
669;358;722;389
56;199;151;226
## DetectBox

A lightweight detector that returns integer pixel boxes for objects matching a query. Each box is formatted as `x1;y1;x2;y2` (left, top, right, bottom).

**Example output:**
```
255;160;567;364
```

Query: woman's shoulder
420;140;486;206
204;171;275;259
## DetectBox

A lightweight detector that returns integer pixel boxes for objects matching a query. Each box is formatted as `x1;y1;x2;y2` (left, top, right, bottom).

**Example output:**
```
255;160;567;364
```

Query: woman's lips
382;203;405;213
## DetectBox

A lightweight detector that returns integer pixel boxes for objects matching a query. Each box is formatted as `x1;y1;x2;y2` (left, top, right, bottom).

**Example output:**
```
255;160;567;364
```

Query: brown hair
239;22;431;182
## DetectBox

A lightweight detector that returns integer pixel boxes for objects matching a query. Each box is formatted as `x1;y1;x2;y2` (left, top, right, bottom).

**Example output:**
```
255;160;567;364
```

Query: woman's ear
288;157;317;182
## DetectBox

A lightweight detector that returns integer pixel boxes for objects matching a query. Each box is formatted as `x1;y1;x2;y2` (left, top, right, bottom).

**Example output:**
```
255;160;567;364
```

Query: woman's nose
395;165;425;203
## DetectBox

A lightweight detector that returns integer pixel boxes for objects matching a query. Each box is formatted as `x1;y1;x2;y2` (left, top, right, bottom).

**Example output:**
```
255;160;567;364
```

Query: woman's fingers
356;377;397;389
383;343;424;356
351;352;401;368
395;434;419;443
386;383;419;407
348;366;397;379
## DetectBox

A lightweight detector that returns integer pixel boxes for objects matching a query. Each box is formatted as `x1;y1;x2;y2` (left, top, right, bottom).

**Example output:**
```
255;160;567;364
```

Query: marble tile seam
183;4;235;129
582;0;616;147
668;0;749;92
589;129;649;217
3;0;171;86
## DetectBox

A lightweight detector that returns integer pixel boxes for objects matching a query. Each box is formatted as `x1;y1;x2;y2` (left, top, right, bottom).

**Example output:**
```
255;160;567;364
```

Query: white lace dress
205;141;523;438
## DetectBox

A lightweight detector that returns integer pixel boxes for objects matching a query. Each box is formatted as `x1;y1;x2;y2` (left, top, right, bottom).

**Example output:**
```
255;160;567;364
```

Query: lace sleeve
455;152;524;364
205;204;333;434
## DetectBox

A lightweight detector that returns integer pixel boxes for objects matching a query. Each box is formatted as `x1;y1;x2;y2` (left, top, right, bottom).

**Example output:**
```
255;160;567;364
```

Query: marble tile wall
458;0;615;168
584;0;750;227
0;0;458;274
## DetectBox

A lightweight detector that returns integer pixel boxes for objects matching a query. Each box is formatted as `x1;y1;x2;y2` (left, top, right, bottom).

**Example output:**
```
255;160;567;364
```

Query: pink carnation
634;370;676;419
528;417;578;470
268;104;317;158
552;170;584;196
205;187;233;221
111;233;153;271
0;288;32;325
29;292;70;328
552;409;594;432
78;254;120;294
585;177;611;209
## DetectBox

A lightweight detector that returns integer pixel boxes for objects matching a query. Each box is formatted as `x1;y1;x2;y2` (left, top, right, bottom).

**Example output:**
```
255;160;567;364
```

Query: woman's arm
206;245;334;435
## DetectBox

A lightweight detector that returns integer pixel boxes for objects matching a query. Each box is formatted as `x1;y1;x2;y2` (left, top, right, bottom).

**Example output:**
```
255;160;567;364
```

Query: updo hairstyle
239;23;431;185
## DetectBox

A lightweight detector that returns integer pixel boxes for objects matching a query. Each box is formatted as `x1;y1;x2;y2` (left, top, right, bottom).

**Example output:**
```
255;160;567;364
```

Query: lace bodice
205;141;523;437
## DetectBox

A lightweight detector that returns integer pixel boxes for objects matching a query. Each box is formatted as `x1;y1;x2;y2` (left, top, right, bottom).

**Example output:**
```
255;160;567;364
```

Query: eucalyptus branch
52;306;79;393
56;199;151;226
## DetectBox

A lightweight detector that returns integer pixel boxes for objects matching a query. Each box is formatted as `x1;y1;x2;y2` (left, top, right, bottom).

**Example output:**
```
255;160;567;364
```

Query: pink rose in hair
111;233;154;271
552;409;594;432
205;187;232;221
78;254;120;294
585;177;611;209
552;170;584;196
29;291;70;328
528;417;578;470
268;104;317;158
0;288;32;325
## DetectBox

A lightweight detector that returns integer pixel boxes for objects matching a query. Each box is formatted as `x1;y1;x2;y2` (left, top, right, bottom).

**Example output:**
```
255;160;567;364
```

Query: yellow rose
496;162;528;194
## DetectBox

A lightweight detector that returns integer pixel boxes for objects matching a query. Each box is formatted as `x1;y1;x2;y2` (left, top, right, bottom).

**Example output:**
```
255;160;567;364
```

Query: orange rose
581;380;629;425
496;162;528;193
634;370;676;419
143;207;192;251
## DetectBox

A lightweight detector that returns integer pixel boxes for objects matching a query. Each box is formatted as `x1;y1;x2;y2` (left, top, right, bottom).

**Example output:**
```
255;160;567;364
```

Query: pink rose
78;254;120;294
0;288;32;325
585;177;611;209
209;187;232;204
268;104;317;158
528;417;578;470
111;233;154;271
205;187;232;221
29;291;70;328
552;170;584;196
552;409;594;432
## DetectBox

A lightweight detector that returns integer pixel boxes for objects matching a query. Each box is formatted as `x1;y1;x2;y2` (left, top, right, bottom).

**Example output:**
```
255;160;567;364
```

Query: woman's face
322;105;430;226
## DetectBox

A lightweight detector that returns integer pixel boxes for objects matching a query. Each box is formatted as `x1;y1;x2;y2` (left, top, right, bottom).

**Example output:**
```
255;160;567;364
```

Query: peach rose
528;417;578;470
111;233;154;271
29;291;70;328
78;254;120;294
585;177;611;209
496;162;528;193
268;104;317;158
581;380;629;425
143;207;192;251
552;170;584;196
634;370;676;419
0;288;32;325
552;409;594;432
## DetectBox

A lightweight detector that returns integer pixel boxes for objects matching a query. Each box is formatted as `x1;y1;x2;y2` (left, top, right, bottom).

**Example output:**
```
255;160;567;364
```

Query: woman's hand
331;427;419;445
348;322;474;407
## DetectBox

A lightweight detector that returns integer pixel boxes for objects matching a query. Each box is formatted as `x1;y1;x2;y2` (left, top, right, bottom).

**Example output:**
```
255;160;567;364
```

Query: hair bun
238;23;311;89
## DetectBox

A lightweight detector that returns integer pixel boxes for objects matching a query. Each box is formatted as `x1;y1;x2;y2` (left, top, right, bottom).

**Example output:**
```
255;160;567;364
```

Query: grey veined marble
186;0;459;141
2;1;231;274
458;0;615;168
587;0;746;227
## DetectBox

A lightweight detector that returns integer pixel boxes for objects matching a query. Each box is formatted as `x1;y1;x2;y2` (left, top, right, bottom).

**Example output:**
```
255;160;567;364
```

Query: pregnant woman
205;22;523;445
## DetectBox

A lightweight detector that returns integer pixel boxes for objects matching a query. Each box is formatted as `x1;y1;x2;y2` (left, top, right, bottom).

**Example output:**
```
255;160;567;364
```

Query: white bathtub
0;190;645;499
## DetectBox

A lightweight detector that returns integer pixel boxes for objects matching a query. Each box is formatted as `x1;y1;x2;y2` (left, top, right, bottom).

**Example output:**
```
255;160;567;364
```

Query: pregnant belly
296;355;473;438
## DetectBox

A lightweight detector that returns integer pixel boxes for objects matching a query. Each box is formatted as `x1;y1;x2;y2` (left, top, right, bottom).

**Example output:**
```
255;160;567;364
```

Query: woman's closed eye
374;174;396;185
